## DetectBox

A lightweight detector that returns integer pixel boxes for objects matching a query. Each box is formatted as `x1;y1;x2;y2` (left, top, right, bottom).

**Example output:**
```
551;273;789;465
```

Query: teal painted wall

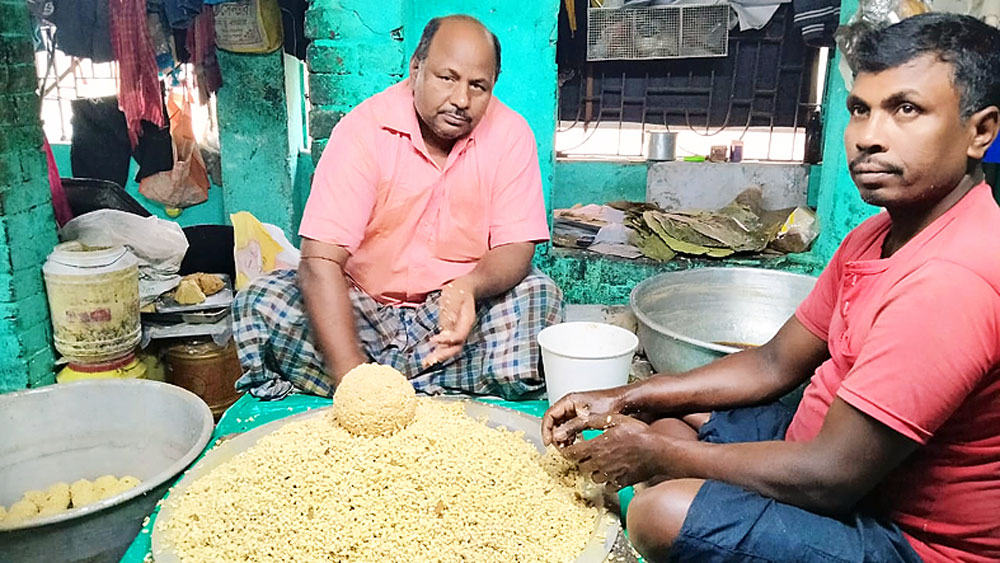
552;160;647;209
808;0;875;264
305;0;408;158
406;1;561;208
0;0;60;392
292;149;316;240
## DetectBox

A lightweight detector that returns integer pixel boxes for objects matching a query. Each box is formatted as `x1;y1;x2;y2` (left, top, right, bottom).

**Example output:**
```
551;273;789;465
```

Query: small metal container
730;140;744;163
647;131;677;161
165;338;243;421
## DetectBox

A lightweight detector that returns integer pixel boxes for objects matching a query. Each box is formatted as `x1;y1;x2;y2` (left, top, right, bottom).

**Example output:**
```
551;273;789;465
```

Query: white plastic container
537;322;639;406
43;242;141;364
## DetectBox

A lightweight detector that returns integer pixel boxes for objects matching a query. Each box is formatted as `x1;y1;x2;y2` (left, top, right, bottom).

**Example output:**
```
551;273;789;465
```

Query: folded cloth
164;0;204;29
985;138;1000;164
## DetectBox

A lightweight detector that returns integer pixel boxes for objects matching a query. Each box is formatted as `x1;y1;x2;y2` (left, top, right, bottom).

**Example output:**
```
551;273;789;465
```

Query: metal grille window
35;24;119;142
559;4;827;161
587;4;730;61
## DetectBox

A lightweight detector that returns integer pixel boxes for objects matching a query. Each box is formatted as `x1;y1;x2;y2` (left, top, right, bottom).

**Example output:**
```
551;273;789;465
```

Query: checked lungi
232;268;564;401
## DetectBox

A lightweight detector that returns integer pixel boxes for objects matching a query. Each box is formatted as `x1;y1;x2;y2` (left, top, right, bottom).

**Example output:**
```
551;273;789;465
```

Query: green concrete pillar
809;0;877;263
216;50;298;237
0;0;60;392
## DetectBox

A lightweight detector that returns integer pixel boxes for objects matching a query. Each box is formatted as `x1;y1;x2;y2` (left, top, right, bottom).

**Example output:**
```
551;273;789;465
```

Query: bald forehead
436;17;492;41
427;19;496;68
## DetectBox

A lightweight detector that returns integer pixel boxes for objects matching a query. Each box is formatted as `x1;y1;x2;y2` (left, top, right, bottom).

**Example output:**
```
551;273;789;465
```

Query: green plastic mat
120;394;633;562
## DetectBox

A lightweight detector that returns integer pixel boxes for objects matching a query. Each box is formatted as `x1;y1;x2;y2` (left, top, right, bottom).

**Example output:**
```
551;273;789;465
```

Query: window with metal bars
35;23;120;142
557;3;827;162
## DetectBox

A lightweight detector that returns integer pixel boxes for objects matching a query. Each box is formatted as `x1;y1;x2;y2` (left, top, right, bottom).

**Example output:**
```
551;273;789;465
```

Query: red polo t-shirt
789;183;1000;562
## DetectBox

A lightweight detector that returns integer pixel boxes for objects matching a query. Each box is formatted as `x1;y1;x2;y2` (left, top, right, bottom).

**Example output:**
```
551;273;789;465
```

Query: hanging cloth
792;0;840;47
109;0;167;146
70;96;174;187
187;10;222;104
43;138;74;227
50;0;114;62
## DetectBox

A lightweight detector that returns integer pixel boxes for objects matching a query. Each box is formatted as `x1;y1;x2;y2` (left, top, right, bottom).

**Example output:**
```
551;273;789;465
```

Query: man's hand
542;388;628;448
560;414;666;489
424;277;477;368
299;239;367;386
421;242;534;369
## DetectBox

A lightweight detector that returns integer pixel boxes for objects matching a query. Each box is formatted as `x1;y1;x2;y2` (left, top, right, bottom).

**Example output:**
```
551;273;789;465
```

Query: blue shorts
670;402;923;562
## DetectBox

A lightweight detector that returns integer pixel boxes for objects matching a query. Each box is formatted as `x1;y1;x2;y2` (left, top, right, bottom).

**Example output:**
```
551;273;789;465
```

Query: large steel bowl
630;267;816;374
0;379;213;563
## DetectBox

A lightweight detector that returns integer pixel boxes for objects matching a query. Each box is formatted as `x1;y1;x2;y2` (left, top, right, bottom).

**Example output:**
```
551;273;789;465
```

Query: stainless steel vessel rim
0;379;214;531
629;267;817;356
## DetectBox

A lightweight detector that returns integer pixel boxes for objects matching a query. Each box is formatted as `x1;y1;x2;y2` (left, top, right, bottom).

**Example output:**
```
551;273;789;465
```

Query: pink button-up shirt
299;81;550;306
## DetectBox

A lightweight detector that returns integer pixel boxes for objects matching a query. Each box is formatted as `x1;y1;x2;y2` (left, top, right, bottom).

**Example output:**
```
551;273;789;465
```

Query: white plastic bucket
43;241;141;363
537;322;639;406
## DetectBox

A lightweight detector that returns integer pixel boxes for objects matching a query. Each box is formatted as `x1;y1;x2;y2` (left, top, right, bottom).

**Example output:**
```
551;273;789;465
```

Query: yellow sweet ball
332;363;417;437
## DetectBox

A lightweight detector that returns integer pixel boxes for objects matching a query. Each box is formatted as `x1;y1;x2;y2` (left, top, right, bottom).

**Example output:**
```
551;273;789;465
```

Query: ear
966;105;999;160
409;56;421;78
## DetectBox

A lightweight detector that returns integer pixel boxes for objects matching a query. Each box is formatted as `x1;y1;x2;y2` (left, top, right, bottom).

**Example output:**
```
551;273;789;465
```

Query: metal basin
630;267;816;374
0;379;213;563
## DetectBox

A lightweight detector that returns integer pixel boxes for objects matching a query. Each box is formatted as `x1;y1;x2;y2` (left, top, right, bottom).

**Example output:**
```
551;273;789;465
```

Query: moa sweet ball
332;363;417;437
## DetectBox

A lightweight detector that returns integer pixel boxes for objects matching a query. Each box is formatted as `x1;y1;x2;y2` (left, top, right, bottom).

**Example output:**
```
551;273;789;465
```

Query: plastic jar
43;241;141;363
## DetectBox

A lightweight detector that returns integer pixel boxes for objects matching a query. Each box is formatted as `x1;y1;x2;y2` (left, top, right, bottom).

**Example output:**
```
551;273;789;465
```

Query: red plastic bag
139;89;210;209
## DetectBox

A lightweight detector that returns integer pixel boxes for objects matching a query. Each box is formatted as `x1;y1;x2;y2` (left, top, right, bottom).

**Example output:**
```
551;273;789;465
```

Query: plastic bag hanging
139;87;211;210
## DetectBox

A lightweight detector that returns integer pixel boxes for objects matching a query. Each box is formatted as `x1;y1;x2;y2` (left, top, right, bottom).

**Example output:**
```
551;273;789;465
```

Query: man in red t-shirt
543;13;1000;562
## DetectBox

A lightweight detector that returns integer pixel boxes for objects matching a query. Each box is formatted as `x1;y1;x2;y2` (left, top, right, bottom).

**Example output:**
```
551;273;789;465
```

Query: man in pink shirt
543;13;1000;562
232;15;561;400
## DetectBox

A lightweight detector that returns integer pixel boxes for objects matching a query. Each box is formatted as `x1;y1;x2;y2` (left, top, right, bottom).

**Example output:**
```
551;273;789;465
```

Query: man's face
410;21;496;145
844;54;974;208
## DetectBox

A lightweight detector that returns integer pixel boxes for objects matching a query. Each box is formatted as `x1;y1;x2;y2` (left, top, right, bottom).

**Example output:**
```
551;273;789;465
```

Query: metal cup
647;131;677;161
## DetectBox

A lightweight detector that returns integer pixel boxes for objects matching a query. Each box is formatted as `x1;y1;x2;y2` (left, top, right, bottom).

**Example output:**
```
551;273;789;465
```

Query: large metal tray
151;400;624;563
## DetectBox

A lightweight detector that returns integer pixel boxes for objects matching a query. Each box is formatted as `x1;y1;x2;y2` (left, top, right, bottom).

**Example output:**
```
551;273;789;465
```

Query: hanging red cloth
108;0;166;146
187;10;223;105
43;137;74;227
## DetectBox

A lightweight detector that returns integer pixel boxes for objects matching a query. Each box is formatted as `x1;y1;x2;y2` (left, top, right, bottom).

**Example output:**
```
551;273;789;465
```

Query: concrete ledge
647;160;809;211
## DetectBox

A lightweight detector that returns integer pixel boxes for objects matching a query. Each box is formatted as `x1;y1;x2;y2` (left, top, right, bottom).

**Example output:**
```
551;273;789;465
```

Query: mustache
440;109;470;121
849;155;903;175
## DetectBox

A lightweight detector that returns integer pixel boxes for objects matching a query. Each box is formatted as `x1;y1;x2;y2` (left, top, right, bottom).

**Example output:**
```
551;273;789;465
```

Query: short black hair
411;15;502;81
850;13;1000;119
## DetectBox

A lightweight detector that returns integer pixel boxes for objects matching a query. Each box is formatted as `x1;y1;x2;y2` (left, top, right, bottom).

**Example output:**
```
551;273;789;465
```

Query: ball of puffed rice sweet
332;363;417;437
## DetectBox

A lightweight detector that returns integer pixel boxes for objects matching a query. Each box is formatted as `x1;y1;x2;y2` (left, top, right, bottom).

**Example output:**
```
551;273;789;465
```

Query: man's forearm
460;242;535;300
656;436;854;514
621;348;792;415
298;259;366;385
621;317;829;416
643;398;918;516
